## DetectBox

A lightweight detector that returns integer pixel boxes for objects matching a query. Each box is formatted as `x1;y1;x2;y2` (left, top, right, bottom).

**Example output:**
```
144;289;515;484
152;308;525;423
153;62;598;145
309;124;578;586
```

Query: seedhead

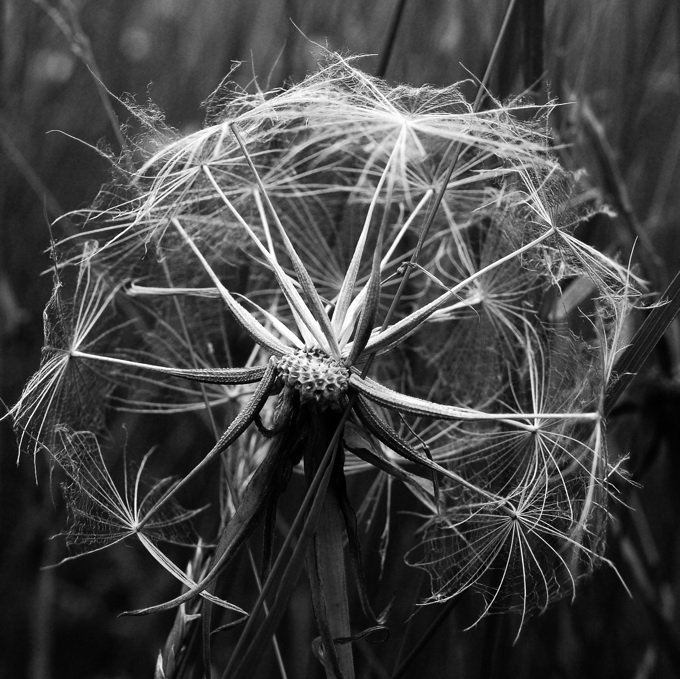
11;53;639;675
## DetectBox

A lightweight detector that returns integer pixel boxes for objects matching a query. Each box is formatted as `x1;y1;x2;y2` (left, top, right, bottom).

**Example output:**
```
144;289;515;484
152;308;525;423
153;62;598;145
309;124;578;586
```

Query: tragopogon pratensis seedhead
12;54;637;673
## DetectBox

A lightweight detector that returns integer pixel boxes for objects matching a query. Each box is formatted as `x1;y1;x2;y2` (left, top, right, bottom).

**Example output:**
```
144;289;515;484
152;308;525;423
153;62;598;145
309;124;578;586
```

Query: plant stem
306;480;355;678
303;408;354;678
474;0;520;111
224;416;343;678
606;267;680;416
376;0;409;78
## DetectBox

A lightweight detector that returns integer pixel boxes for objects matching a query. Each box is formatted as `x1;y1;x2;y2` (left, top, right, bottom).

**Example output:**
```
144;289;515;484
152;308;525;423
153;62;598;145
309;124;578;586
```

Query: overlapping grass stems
13;56;636;676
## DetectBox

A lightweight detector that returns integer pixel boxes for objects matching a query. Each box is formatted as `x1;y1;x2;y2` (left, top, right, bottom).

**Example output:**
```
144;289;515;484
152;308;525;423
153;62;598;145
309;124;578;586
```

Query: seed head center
276;348;350;406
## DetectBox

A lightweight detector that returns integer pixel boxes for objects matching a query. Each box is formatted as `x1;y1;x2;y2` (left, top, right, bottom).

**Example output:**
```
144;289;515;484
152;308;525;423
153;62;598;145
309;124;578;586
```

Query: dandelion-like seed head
11;53;642;663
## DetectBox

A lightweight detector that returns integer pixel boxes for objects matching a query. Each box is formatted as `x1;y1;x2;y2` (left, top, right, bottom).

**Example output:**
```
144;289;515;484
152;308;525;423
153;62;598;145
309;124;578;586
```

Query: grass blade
225;424;342;678
391;599;460;678
605;268;680;416
376;0;409;78
521;0;545;92
305;478;355;678
473;0;520;110
579;102;664;289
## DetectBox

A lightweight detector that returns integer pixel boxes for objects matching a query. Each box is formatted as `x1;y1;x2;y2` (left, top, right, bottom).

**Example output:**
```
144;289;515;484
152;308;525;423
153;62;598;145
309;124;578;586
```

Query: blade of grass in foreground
579;102;665;290
305;478;355;678
391;598;460;678
605;267;680;416
224;426;342;679
520;0;545;93
376;0;409;78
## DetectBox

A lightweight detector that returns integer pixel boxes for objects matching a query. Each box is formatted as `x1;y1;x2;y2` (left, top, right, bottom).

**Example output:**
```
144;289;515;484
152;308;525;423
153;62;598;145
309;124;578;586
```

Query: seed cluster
276;348;350;406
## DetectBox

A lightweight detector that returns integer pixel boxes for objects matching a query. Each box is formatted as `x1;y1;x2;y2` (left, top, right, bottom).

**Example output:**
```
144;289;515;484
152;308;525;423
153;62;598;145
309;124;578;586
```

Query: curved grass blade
605;268;680;416
136;533;245;614
376;0;409;78
224;424;342;679
305;478;355;679
335;468;387;629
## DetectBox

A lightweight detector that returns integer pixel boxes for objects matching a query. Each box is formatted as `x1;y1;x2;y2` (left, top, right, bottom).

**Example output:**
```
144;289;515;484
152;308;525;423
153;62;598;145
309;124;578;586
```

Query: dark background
2;1;680;677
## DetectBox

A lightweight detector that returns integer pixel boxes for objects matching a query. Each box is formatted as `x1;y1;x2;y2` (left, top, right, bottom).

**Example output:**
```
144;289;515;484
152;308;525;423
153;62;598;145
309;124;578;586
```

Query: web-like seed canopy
12;54;636;627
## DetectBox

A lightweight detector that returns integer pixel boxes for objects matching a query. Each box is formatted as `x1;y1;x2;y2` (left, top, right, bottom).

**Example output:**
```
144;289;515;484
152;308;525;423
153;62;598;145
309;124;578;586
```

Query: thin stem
606;267;680;416
33;0;128;154
224;415;345;678
392;598;460;678
474;0;520;111
246;550;289;679
306;465;355;678
376;0;409;78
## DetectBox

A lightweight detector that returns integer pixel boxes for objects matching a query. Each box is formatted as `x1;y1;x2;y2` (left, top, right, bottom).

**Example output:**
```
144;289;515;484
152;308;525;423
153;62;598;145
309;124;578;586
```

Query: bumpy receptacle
276;348;350;406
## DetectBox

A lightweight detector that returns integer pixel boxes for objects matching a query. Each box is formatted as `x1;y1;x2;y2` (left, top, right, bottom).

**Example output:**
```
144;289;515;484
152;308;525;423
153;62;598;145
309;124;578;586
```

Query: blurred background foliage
2;0;680;677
